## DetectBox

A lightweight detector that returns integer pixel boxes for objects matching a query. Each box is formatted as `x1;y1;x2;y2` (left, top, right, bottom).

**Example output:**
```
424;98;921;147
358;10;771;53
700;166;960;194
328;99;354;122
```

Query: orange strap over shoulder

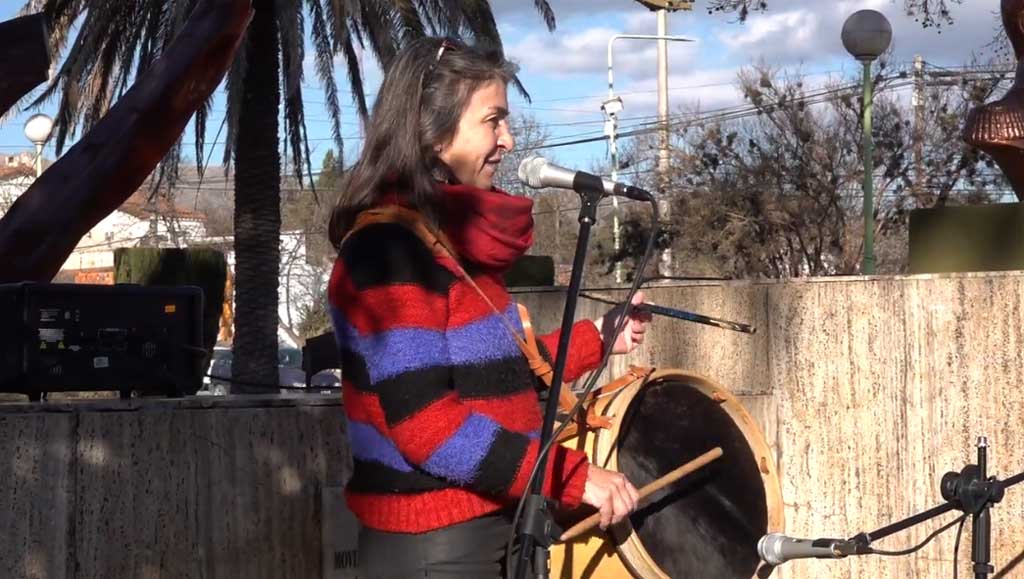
342;205;581;415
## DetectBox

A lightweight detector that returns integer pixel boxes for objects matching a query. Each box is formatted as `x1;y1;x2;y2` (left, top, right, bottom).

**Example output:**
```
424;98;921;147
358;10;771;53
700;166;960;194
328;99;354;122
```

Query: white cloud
507;22;699;79
718;10;822;61
711;0;1002;67
491;0;648;22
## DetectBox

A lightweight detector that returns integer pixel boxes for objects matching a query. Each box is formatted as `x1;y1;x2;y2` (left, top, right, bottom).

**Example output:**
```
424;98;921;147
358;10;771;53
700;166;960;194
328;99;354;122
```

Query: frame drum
550;369;783;578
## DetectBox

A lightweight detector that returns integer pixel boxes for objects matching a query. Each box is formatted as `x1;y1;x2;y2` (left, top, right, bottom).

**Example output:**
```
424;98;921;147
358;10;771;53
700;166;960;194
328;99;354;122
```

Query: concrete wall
0;395;349;579
515;271;1024;579
3;272;1023;578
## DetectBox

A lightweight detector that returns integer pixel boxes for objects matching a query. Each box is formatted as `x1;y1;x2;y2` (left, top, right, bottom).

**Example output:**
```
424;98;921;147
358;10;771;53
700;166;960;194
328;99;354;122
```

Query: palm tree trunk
232;0;281;393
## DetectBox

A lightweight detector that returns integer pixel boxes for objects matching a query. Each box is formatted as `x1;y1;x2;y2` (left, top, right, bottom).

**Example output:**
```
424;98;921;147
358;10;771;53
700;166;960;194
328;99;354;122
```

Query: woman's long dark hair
328;37;517;249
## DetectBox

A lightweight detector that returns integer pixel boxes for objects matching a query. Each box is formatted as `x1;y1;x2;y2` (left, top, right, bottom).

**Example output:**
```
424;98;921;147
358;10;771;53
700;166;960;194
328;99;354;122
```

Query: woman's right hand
581;465;640;530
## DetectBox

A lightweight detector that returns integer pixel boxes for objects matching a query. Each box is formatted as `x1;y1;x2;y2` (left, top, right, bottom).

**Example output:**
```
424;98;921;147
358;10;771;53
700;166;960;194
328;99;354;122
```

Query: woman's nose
498;122;514;152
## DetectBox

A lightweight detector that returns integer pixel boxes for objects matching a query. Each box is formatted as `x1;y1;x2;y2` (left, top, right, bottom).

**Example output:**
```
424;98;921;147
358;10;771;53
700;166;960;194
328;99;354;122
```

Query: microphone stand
512;177;607;579
842;437;1023;579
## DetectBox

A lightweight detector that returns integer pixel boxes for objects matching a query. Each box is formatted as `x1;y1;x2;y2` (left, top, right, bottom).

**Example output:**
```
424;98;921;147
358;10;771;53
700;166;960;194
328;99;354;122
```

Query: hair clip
435;39;456;63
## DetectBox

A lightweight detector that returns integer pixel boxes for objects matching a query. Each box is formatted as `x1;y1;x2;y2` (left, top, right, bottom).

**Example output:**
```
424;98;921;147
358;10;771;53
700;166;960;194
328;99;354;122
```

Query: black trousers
358;511;517;578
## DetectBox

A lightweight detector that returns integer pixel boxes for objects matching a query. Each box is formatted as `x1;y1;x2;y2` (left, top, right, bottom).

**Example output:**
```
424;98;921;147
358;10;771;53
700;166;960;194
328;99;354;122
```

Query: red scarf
439;183;534;271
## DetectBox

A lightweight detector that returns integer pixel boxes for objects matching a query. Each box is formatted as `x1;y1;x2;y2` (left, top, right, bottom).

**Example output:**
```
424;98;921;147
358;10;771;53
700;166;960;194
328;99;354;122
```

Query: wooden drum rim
587;368;784;579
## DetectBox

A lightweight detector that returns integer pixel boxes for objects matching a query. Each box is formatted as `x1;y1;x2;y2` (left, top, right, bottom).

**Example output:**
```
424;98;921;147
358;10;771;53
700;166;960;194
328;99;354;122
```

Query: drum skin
550;369;783;579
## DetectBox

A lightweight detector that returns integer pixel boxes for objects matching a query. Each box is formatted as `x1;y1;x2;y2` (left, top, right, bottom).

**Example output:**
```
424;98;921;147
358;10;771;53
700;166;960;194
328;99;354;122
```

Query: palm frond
194;96;211;179
532;0;555;32
277;0;306;183
339;35;369;121
326;0;348;49
392;0;425;43
38;0;83;60
424;0;462;37
308;0;346;157
221;30;249;172
359;0;399;70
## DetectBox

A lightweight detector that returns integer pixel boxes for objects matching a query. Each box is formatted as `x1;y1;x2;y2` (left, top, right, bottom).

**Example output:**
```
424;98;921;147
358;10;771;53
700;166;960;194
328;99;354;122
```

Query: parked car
200;346;233;396
199;345;339;395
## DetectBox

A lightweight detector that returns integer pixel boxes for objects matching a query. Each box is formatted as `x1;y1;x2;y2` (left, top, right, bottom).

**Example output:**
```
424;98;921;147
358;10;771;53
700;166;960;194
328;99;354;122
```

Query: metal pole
605;32;692;283
34;143;43;178
655;10;671;276
607;39;622;284
861;59;875;274
912;55;925;205
610;120;622;283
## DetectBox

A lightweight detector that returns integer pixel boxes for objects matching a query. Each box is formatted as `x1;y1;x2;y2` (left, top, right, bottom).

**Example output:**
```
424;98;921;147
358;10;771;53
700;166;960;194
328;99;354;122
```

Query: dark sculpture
0;0;252;282
963;0;1024;201
0;13;50;116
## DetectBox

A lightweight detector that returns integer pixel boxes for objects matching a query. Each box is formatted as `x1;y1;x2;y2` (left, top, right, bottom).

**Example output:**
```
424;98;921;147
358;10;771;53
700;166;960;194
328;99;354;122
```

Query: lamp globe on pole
23;113;54;178
842;9;891;275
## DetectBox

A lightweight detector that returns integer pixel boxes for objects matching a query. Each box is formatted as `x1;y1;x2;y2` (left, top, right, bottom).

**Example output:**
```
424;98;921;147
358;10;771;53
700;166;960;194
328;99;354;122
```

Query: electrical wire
952;515;967;579
868;513;968;557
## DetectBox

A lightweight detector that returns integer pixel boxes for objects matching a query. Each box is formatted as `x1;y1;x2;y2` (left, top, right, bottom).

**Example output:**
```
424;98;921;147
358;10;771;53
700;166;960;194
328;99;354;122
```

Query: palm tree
27;0;556;392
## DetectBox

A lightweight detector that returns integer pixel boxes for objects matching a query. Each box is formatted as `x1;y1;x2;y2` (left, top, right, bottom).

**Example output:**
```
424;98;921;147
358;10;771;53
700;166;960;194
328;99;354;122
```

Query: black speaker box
0;283;205;400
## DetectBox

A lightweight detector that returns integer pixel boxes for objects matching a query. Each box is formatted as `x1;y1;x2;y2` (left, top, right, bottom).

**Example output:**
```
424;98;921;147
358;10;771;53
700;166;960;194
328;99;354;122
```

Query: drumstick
559;447;724;542
580;292;757;334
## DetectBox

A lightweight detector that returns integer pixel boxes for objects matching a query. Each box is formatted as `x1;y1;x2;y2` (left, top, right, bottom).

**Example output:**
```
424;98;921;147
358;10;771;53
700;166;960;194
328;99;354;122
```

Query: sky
0;0;1008;182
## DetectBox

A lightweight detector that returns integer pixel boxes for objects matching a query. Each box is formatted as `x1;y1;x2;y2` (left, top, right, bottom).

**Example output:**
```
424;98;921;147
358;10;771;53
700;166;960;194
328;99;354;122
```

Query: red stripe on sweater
538;320;604;383
338;284;448;333
342;383;389;433
328;259;354;307
507;440;589;509
448;274;512;327
345;488;505;533
464;389;542;433
389;392;471;464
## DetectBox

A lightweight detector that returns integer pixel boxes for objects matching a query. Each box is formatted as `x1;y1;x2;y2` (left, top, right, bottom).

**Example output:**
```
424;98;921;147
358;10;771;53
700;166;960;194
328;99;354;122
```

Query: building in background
57;190;208;284
1;156;328;352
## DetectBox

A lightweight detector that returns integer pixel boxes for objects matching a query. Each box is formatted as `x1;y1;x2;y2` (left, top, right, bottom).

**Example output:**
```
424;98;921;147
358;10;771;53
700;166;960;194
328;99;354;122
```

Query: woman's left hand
594;291;653;355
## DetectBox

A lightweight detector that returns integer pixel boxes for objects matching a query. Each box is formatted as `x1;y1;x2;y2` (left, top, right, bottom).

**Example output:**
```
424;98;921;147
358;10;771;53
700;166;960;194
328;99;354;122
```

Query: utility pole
912;55;926;206
602;96;624;283
603;28;693;283
656;9;673;277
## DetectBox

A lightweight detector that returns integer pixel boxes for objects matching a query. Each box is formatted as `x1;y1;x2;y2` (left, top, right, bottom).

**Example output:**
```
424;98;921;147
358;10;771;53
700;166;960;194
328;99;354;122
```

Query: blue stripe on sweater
448;304;524;365
422;413;500;484
346;420;414;472
331;308;450;384
332;304;531;384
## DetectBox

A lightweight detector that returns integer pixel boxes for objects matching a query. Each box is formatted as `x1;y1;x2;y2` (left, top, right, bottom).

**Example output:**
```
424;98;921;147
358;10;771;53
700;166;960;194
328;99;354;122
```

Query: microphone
517;155;653;202
757;533;855;566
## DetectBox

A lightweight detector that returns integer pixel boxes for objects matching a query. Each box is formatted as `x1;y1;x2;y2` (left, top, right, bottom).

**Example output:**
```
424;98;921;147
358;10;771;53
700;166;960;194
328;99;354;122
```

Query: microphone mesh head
517;155;547;189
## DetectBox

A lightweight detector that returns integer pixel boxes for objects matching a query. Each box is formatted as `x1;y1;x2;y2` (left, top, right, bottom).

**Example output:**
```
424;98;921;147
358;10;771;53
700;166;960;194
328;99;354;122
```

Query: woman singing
327;36;650;578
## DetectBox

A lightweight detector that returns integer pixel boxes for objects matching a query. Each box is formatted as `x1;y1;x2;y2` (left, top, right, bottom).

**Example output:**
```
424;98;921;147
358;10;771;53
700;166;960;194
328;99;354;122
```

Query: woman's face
438;79;514;190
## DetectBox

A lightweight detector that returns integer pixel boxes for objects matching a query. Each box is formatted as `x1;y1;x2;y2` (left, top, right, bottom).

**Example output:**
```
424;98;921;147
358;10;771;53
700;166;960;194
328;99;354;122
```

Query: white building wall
0;176;33;214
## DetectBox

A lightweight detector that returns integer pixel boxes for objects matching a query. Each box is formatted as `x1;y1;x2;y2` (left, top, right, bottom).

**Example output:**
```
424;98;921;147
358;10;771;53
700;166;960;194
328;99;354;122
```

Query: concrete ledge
0;393;342;414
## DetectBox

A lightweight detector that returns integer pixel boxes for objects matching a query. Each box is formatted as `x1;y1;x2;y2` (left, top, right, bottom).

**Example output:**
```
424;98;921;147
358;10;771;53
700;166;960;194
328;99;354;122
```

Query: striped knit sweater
328;220;603;533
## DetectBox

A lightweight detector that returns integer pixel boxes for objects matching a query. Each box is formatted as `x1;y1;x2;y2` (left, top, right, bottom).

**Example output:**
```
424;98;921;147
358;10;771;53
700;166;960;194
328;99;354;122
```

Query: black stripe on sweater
340;223;455;293
363;357;537;427
473;429;530;495
371;365;451;427
452;359;537;400
340;349;369;386
347;459;450;494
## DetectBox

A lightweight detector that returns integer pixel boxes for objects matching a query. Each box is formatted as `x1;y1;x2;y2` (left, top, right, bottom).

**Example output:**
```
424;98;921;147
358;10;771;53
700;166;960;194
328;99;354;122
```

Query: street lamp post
842;10;892;275
22;113;54;178
604;33;693;283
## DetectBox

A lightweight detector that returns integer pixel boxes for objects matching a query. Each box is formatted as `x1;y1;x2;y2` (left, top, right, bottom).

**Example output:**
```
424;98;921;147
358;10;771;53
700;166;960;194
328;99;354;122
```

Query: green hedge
114;248;228;354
